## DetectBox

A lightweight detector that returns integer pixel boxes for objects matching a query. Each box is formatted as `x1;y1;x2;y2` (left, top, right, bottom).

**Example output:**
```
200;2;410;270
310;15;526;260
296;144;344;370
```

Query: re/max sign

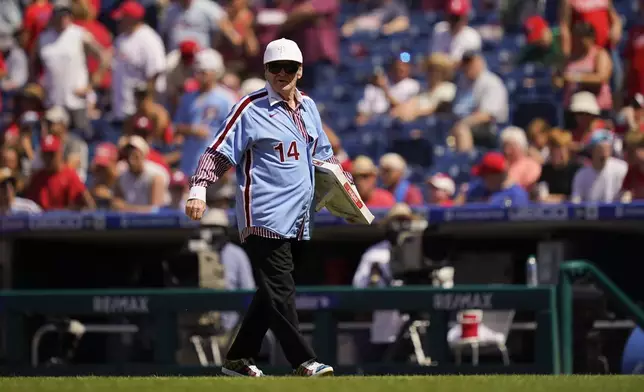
93;296;150;314
432;293;493;310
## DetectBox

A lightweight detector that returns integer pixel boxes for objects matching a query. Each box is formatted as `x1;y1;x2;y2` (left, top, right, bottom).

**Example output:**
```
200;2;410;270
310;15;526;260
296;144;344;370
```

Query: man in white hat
174;49;234;177
185;38;350;377
426;173;455;206
379;153;424;206
113;135;166;212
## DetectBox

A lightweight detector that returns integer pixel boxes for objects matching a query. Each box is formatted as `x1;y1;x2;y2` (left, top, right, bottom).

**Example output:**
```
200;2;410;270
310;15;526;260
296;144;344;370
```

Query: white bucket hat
569;91;600;115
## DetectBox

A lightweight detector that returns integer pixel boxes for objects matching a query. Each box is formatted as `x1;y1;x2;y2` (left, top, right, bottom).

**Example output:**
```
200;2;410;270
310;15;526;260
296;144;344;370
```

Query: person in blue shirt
174;49;234;177
462;151;530;207
184;39;351;377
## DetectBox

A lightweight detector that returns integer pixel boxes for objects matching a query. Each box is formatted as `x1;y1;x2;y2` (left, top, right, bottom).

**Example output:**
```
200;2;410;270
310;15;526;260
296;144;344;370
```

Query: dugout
1;217;643;372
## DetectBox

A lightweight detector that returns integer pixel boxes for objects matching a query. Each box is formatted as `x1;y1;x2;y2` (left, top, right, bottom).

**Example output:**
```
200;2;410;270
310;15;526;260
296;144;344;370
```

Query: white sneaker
221;358;265;377
294;360;334;377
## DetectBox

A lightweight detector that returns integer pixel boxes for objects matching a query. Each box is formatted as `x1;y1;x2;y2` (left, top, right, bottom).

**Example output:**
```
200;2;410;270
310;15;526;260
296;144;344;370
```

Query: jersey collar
265;82;304;108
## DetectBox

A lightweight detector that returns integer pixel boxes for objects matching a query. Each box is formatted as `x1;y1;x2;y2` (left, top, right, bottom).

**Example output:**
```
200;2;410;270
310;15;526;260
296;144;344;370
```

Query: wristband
188;186;207;202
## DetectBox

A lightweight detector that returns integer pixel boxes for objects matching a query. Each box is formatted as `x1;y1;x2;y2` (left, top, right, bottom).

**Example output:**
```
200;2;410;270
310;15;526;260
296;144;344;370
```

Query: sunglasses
266;61;300;75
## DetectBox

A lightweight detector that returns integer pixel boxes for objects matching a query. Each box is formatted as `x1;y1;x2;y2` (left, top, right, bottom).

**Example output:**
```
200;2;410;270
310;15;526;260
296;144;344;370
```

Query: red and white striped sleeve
188;148;233;202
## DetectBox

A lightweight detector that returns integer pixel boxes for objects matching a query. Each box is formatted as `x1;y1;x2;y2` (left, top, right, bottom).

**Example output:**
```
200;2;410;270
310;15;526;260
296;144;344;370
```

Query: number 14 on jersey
274;141;300;162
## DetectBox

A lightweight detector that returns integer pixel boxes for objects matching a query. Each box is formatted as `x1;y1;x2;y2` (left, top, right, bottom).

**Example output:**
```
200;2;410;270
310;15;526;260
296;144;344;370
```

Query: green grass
1;376;644;392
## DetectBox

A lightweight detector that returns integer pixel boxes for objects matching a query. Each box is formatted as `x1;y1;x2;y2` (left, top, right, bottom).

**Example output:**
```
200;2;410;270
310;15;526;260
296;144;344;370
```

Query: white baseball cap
195;49;225;77
119;135;149;156
263;38;303;64
427;173;456;196
45;106;70;126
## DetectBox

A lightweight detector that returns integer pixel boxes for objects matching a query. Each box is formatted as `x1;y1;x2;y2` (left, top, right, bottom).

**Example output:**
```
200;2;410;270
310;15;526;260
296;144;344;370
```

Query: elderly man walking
185;38;351;377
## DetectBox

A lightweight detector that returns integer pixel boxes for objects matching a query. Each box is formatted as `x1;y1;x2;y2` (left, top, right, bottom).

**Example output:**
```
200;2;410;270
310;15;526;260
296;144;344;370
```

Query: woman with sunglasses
185;38;355;377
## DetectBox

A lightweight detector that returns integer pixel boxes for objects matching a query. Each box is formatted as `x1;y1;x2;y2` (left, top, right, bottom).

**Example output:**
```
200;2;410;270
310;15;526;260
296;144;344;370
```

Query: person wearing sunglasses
184;38;354;377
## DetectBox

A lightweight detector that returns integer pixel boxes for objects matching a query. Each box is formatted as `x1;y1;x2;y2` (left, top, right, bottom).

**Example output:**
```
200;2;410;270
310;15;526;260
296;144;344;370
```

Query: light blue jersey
189;84;335;241
175;87;234;176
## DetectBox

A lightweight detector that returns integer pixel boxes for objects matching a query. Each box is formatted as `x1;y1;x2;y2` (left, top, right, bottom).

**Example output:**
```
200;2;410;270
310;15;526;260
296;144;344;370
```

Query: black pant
226;235;316;367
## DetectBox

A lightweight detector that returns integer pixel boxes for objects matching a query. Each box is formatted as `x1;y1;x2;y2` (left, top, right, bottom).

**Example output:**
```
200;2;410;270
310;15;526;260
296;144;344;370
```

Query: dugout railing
0;285;560;376
559;260;644;375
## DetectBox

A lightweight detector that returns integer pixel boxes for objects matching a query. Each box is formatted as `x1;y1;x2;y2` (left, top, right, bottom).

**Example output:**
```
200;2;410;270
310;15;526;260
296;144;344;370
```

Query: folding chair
449;310;515;366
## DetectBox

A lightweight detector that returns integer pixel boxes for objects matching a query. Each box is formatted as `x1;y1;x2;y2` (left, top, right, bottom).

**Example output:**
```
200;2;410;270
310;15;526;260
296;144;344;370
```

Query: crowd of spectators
1;0;644;216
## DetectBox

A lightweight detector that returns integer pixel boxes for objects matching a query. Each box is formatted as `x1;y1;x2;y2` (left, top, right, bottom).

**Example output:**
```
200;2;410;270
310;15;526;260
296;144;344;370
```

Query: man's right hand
185;199;207;221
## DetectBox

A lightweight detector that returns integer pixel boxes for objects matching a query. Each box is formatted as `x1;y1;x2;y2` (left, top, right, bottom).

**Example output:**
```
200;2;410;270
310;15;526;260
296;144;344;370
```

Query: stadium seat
430;149;482;185
512;99;562;130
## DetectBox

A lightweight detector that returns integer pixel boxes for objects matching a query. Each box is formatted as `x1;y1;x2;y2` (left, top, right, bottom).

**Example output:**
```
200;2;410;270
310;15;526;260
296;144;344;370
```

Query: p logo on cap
263;38;303;64
136;116;150;129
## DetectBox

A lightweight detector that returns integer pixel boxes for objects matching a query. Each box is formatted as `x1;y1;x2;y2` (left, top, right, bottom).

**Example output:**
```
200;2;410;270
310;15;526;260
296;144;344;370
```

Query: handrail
559;260;644;374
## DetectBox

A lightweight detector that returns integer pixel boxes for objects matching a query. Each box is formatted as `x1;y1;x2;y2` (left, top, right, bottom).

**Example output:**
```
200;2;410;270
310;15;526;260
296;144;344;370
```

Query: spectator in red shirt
21;0;54;56
426;173;455;206
624;3;644;104
26;134;95;210
378;153;424;206
351;155;395;208
621;132;644;202
559;0;621;53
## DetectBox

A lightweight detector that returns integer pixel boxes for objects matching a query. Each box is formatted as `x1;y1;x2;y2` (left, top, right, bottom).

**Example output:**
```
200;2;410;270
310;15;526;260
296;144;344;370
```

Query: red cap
170;171;189;188
112;1;145;19
524;16;548;44
179;40;200;57
447;0;471;16
471;152;507;176
133;115;153;133
93;142;118;167
41;134;61;153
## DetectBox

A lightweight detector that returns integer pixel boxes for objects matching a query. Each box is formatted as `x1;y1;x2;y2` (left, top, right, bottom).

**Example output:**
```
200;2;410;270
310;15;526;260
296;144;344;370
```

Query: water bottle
526;255;539;287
